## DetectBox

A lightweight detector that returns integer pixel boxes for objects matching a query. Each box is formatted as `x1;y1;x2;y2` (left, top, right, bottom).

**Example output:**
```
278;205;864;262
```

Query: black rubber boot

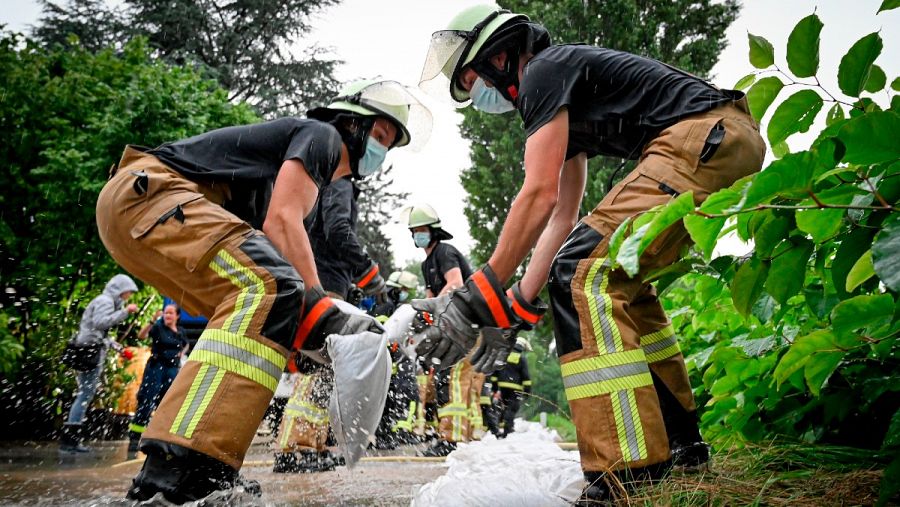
419;439;457;457
59;423;91;454
273;452;300;473
293;449;337;473
127;431;142;454
576;461;673;506
651;372;710;471
126;440;260;504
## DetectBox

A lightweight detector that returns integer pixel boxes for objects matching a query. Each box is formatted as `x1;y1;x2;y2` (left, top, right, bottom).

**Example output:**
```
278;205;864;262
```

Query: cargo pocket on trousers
681;117;726;172
129;193;244;272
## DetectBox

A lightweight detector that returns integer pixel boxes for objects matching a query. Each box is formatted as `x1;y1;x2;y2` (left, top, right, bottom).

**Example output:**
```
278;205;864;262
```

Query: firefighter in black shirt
97;80;430;502
414;4;766;503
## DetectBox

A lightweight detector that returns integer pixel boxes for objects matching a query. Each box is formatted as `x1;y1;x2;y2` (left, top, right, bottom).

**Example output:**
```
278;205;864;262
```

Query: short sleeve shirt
517;45;734;160
150;117;342;227
421;242;473;295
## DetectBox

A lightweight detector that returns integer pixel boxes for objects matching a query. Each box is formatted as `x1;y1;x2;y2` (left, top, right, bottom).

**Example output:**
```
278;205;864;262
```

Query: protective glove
292;285;380;353
353;260;386;296
469;281;548;374
412;265;517;370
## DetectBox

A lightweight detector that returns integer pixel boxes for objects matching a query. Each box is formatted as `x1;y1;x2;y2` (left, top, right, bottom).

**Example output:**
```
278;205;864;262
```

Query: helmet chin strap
470;43;521;103
331;114;374;179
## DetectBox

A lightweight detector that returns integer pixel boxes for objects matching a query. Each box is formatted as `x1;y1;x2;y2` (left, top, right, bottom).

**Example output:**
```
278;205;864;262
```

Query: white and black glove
411;266;516;371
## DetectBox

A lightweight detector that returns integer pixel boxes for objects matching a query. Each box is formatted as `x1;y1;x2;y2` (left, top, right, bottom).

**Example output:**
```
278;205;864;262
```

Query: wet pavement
0;435;449;506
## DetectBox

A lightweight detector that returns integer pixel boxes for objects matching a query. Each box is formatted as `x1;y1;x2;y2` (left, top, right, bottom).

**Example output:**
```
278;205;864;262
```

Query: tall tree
32;0;341;116
460;0;740;265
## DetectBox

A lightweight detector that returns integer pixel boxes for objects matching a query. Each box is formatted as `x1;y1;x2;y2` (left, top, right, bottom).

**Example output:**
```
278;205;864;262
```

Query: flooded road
0;437;448;506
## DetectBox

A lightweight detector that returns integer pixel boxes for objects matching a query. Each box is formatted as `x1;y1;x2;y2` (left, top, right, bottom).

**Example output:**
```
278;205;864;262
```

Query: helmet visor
419;30;473;107
355;80;433;150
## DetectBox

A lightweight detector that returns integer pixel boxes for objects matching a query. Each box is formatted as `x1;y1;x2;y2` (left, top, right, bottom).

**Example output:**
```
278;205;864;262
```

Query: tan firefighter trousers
96;146;304;470
548;98;766;473
277;372;331;452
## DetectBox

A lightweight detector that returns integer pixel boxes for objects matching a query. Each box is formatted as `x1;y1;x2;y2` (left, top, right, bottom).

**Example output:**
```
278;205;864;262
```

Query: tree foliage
0;33;258;436
606;11;899;503
33;0;341;116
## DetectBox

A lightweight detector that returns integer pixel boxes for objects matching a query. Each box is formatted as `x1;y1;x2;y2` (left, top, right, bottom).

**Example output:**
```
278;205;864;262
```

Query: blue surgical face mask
358;136;388;177
470;77;515;114
398;291;409;302
413;231;431;248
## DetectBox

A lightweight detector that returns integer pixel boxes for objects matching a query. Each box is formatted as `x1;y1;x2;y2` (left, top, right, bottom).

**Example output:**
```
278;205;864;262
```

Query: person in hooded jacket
96;78;429;502
127;303;189;454
414;5;766;502
60;274;139;454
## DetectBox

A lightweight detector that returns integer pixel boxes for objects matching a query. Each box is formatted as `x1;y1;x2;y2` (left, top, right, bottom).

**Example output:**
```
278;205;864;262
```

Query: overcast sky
2;0;898;266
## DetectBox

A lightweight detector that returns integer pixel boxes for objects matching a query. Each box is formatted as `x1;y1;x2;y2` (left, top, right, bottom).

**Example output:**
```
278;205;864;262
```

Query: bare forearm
487;186;556;284
520;154;587;300
264;218;321;288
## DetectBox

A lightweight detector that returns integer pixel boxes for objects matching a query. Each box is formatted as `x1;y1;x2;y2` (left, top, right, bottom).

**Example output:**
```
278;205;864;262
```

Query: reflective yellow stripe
209;250;266;337
480;396;492;404
170;363;223;437
190;329;286;392
285;402;329;424
561;349;647;376
561;350;653;401
522;380;532;386
438;404;468;417
129;423;146;433
498;381;523;391
641;326;682;362
393;401;417;432
611;388;647;462
585;258;623;353
507;352;521;364
183;367;225;438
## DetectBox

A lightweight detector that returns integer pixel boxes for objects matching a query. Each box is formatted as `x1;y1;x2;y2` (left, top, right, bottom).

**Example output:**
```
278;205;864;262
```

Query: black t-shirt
421;242;473;296
517;45;736;160
150;117;342;228
308;176;370;297
149;320;188;366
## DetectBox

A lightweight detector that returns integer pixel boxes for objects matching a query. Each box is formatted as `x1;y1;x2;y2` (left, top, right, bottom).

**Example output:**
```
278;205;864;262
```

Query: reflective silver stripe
193;338;282;382
590;259;617;354
212;254;261;334
562;362;650;390
644;335;678;355
175;365;219;436
617;390;641;459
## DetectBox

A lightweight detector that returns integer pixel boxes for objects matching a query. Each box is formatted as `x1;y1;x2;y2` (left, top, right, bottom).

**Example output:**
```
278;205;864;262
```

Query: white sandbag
326;329;391;467
382;304;418;358
412;420;584;506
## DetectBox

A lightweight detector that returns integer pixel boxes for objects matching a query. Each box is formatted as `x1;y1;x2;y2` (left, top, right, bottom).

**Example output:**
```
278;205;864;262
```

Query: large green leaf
893;76;900;91
767;89;824;147
748;33;775;68
734;73;756;90
873;215;900;291
838;111;900;165
796;208;845;243
878;0;900;13
831;294;894;341
825;103;845;127
864;64;887;93
786;13;823;78
765;238;814;304
684;188;743;260
731;256;769;317
773;329;835;388
746;76;784;121
616;192;694;276
845;249;876;292
831;227;879;299
837;32;883;97
804;350;845;396
754;214;793;258
744;151;817;207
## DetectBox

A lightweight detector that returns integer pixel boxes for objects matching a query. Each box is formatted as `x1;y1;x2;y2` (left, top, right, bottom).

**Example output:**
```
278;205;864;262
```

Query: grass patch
602;442;889;506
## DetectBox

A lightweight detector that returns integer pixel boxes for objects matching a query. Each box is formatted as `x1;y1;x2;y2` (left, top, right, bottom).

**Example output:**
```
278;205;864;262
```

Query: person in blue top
128;303;189;454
